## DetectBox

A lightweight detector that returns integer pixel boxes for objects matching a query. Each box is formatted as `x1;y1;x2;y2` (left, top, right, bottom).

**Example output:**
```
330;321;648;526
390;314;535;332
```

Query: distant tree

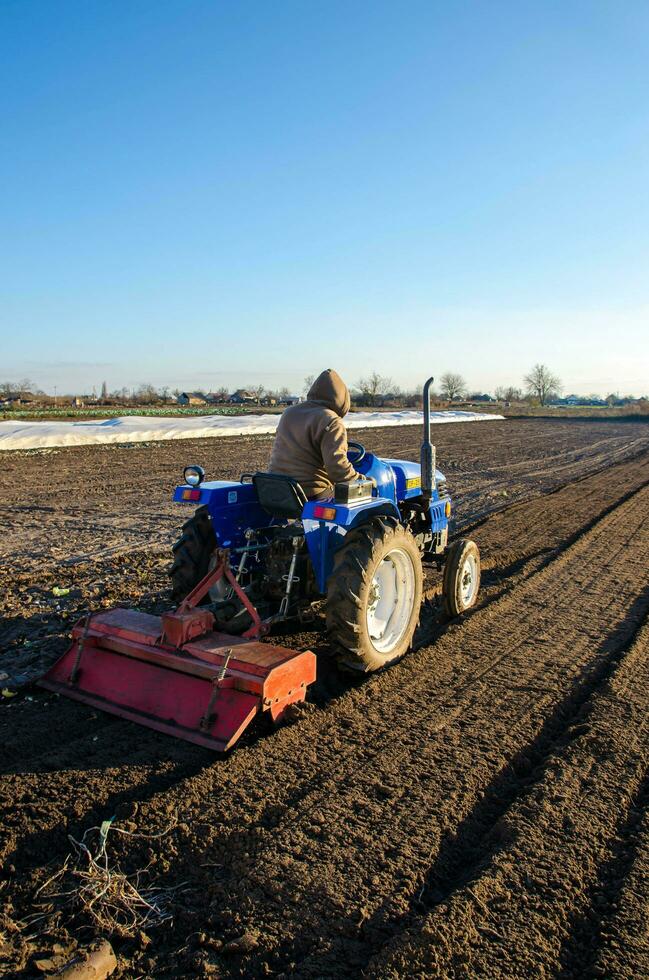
159;385;170;401
388;384;403;406
135;383;159;404
303;375;315;396
494;385;522;402
100;380;108;400
402;388;425;408
498;386;510;401
356;372;394;407
277;386;291;402
440;372;467;401
249;384;265;405
523;364;562;406
0;378;40;397
213;386;229;402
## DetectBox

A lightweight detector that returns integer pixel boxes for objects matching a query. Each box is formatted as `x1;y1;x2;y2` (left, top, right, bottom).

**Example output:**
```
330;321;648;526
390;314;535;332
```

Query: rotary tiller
39;550;316;751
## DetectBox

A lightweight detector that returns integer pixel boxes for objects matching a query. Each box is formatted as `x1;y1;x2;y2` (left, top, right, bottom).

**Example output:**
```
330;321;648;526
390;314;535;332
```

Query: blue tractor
170;378;481;672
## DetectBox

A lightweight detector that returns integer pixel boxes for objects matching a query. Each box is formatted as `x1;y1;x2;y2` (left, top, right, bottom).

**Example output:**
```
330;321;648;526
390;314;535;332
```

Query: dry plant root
33;818;182;940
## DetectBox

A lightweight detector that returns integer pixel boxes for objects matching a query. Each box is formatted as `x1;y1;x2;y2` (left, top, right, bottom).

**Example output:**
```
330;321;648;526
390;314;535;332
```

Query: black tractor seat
253;472;308;519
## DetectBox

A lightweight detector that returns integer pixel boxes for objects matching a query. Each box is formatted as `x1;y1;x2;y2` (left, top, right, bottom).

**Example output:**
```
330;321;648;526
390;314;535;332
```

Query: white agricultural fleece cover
0;410;504;451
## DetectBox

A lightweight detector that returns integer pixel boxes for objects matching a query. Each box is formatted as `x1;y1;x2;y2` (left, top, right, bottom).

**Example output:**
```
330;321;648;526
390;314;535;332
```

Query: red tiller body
38;608;316;752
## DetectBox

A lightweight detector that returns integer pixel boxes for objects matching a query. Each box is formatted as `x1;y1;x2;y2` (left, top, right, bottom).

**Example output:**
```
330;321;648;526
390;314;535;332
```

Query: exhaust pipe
420;377;436;501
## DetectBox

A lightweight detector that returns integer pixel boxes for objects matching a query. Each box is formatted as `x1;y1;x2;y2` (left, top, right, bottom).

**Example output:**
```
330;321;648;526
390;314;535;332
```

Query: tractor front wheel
442;538;481;617
326;518;423;672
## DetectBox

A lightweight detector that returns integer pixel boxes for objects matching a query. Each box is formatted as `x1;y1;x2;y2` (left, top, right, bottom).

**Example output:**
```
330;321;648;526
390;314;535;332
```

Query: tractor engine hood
356;453;444;503
383;458;445;501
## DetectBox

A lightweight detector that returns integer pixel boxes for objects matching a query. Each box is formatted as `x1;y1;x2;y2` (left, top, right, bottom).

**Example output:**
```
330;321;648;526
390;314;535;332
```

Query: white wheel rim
459;552;478;606
366;548;416;654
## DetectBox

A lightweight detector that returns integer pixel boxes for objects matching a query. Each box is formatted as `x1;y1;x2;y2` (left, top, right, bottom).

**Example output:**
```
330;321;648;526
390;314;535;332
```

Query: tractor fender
302;498;400;529
345;500;401;529
303;499;401;592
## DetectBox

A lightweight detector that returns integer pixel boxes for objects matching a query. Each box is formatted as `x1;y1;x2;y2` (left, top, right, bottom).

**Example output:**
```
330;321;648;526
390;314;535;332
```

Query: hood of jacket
307;369;350;418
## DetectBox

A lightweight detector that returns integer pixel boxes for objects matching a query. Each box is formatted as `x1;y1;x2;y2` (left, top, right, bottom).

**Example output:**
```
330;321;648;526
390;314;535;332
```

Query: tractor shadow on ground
0;583;173;688
0;605;74;689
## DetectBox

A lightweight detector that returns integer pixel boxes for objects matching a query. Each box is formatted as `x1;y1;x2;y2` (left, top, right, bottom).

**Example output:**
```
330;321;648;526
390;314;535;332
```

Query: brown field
1;416;649;978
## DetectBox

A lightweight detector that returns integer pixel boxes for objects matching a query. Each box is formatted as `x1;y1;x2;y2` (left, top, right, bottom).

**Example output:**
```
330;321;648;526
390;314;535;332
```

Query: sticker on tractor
228;491;238;503
406;477;421;490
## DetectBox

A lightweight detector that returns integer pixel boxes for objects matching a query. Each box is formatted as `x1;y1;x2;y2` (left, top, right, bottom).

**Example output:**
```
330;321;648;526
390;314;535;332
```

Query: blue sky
1;0;648;396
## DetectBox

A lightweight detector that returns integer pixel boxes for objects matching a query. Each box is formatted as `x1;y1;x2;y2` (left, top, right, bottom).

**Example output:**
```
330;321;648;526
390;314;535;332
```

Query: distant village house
229;389;257;404
177;392;209;406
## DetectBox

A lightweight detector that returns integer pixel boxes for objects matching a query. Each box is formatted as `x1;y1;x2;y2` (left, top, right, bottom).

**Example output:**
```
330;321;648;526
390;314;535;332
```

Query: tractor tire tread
442;538;481;617
326;517;423;672
169;506;217;602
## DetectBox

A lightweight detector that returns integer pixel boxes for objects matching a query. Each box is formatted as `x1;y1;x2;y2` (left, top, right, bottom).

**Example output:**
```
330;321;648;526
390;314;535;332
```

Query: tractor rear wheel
169;505;217;602
442;538;481;617
326;518;423;672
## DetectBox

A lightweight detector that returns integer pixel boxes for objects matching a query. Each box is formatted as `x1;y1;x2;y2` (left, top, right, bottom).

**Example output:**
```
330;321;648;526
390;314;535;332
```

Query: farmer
269;368;361;500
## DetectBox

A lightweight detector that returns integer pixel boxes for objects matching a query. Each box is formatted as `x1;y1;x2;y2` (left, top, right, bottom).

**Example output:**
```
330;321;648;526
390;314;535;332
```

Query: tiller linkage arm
38;550;316;752
161;547;269;648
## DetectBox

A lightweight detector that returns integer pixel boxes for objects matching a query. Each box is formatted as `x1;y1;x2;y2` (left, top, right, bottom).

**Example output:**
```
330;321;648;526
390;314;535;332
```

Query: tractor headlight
184;465;205;487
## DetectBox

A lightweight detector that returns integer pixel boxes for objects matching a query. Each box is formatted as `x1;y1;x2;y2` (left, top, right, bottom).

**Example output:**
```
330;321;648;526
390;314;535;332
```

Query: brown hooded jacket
268;368;358;499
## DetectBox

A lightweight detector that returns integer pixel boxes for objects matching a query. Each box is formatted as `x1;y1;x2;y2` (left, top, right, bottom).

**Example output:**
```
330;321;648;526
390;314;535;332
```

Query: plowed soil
1;417;649;978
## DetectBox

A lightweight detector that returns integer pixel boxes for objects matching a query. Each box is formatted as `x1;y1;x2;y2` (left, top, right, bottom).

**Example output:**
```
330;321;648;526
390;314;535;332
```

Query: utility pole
54;385;57;406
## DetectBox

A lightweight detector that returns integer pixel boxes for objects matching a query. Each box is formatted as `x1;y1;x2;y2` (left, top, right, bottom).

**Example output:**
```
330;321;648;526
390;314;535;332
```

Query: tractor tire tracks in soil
367;607;649;979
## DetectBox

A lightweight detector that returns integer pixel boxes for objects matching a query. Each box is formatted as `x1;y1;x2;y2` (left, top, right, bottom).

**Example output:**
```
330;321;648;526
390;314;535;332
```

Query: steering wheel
347;441;366;464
